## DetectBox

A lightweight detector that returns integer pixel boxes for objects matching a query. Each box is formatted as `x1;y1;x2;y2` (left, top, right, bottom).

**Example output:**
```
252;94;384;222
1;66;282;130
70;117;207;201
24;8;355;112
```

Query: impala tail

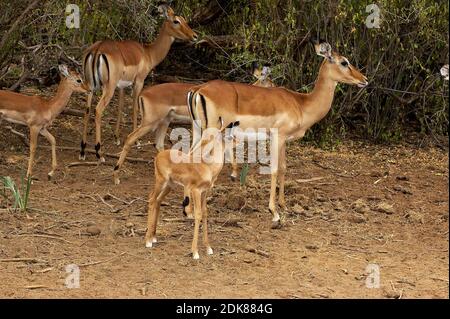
83;48;110;91
187;89;210;130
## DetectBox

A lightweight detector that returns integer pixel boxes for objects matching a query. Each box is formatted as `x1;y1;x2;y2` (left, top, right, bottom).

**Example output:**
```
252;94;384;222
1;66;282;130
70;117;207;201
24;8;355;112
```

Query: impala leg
268;137;283;229
132;80;144;132
201;191;213;255
226;144;239;181
94;86;115;162
26;126;40;179
80;91;94;160
191;189;202;259
145;178;169;248
154;118;171;151
278;142;287;211
113;124;153;185
182;187;193;219
40;129;57;180
114;88;125;146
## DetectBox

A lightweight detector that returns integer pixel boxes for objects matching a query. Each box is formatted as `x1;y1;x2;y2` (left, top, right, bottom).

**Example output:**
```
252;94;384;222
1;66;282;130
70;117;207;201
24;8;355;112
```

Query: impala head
312;39;368;88
252;62;274;87
158;3;198;43
441;64;449;81
58;64;89;93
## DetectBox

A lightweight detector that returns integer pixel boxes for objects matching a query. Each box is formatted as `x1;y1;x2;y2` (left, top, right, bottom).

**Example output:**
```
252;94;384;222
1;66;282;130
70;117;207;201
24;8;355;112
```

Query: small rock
333;202;345;212
374;202;395;214
305;244;319;251
384;289;401;299
404;210;424;224
393;185;413;195
86;225;101;236
370;171;383;177
396;176;409;181
351;199;370;214
292;204;305;214
347;214;367;224
316;196;327;203
126;222;134;228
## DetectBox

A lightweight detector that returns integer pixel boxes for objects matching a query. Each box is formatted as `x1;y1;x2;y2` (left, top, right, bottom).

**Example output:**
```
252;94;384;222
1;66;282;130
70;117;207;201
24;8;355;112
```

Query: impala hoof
79;154;86;161
192;252;200;260
47;172;54;181
145;237;156;248
271;219;282;229
206;247;213;255
114;177;120;185
230;175;237;182
98;157;106;163
115;139;121;146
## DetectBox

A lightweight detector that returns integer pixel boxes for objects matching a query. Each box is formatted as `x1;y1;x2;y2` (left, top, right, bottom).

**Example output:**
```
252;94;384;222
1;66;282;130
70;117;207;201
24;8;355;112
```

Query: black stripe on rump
200;94;208;128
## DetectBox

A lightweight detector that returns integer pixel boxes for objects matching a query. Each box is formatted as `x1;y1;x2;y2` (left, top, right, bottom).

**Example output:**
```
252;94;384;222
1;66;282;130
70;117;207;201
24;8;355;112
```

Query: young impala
80;3;197;162
145;119;240;259
112;64;275;185
0;65;88;179
188;39;368;228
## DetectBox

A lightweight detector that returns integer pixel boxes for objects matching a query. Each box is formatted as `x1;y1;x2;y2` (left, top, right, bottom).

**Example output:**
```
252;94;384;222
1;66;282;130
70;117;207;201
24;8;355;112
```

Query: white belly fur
117;80;133;89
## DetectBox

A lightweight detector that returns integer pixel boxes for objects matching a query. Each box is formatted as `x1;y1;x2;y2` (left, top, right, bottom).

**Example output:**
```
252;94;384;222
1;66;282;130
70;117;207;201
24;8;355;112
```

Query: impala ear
313;39;333;61
261;66;271;78
440;64;449;80
58;64;70;78
252;62;261;78
158;3;174;20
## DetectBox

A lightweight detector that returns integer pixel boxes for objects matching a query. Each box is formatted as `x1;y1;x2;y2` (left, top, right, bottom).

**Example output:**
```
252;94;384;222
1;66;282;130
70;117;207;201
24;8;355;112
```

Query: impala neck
48;78;74;116
299;60;337;126
146;22;175;68
200;137;226;173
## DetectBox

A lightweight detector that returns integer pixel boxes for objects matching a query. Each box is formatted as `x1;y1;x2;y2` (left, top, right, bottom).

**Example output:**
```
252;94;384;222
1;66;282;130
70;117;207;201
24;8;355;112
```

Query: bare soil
0;93;448;298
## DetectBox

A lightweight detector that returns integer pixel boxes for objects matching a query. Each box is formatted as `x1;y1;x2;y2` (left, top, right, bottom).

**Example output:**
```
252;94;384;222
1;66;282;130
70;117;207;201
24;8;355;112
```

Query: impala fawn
0;65;88;179
145;119;240;259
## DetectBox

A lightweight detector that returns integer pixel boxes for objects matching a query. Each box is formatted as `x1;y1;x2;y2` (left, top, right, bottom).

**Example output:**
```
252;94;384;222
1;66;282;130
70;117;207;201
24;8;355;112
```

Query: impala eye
173;20;180;25
341;60;349;67
76;79;82;83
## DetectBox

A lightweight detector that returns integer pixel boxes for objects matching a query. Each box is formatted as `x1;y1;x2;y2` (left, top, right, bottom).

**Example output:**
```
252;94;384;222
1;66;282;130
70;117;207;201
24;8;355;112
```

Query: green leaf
240;163;250;186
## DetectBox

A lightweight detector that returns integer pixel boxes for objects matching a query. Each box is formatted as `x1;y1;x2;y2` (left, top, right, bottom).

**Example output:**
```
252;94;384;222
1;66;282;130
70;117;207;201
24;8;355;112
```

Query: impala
112;64;275;185
80;3;197;162
145;119;240;259
0;65;88;179
188;39;368;228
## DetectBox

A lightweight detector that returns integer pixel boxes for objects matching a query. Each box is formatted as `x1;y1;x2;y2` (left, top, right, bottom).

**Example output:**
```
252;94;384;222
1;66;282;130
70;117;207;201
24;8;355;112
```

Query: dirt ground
0;93;448;299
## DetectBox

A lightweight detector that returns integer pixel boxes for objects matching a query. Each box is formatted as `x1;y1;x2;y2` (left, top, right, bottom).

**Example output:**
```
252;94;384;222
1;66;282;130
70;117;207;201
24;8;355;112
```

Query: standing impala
145;120;240;259
0;65;88;179
80;3;197;162
112;64;275;185
188;40;368;228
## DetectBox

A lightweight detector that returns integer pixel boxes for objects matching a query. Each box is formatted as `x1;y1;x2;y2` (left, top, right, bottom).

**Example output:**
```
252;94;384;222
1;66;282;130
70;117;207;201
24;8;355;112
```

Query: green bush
0;0;448;143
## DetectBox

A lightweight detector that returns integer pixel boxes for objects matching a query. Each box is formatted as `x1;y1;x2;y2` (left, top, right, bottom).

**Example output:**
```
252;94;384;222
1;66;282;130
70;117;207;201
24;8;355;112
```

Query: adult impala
0;65;88;179
188;39;368;228
112;63;275;185
80;3;197;162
